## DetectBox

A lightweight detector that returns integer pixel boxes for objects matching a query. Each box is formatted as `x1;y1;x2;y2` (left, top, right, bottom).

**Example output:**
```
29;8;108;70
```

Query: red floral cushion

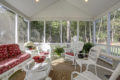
33;56;46;63
15;53;31;63
40;52;49;55
0;65;8;74
0;45;8;61
66;52;74;56
7;44;21;58
0;58;19;74
0;53;30;74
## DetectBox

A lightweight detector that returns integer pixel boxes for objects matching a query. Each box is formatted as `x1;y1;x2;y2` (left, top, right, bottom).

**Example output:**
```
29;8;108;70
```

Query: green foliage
70;21;77;38
46;21;60;43
82;42;94;53
62;21;67;42
30;21;44;42
30;21;93;43
54;46;64;56
79;21;92;42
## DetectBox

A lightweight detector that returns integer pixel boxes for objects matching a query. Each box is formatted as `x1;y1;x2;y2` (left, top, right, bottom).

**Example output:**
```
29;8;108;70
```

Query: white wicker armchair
64;41;84;65
71;63;120;80
76;46;101;74
37;43;51;59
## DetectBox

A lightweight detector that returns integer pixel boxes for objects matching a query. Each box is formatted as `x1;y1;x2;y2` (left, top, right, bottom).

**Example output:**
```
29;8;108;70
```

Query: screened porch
0;0;120;80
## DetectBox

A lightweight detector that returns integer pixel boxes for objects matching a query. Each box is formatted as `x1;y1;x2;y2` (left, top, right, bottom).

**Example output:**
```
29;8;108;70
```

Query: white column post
77;20;79;41
93;21;96;44
44;20;46;43
60;20;62;43
27;21;30;41
107;13;111;54
15;14;18;43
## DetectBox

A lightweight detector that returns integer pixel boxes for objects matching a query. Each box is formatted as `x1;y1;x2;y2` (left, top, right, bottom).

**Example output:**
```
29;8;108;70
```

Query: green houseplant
82;42;94;53
78;42;94;58
54;46;64;56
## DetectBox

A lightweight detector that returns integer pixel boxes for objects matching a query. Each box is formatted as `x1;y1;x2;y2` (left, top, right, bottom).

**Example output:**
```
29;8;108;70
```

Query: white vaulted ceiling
31;0;92;21
4;0;58;17
1;0;120;21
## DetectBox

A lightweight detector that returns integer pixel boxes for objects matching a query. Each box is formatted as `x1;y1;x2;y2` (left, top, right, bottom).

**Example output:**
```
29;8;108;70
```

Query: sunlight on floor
52;58;65;66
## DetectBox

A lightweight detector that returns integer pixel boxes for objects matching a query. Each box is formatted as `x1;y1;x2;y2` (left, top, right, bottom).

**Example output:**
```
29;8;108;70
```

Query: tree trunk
67;21;70;42
97;18;102;43
89;22;92;42
85;22;88;42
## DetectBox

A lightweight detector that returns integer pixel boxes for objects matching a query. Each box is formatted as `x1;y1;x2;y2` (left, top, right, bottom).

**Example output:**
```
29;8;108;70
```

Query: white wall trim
30;17;94;21
27;21;30;41
107;13;111;54
44;20;46;43
15;14;18;43
93;21;96;44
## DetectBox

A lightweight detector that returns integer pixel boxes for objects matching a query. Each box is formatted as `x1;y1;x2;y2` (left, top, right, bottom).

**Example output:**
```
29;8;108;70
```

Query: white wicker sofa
0;44;31;80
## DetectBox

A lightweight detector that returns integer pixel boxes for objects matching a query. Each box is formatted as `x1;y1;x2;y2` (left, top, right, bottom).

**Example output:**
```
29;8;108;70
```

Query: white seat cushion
73;71;102;80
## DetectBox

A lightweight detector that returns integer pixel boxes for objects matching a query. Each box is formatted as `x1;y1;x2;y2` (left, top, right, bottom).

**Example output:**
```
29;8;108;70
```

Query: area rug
9;58;82;80
49;58;83;80
8;58;112;80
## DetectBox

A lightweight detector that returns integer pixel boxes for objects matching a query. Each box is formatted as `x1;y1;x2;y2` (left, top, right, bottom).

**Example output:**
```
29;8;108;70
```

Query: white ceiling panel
3;0;120;20
66;0;120;17
31;0;92;21
5;0;58;17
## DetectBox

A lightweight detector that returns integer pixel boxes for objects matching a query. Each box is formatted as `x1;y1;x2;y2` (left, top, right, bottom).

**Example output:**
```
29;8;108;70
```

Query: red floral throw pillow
0;45;8;61
7;44;21;58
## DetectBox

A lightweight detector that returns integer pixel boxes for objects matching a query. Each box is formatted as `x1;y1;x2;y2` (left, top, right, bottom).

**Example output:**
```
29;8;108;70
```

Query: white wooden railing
96;44;120;56
34;43;71;54
21;42;120;65
96;44;120;65
34;43;120;57
34;43;71;49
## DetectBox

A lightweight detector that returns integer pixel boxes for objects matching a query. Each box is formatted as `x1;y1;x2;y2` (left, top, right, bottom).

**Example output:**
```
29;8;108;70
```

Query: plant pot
78;54;84;59
84;54;88;58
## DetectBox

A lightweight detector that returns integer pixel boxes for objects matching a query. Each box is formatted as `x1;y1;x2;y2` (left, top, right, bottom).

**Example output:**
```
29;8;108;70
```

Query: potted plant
78;42;94;58
78;51;84;58
54;46;64;56
24;41;36;50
